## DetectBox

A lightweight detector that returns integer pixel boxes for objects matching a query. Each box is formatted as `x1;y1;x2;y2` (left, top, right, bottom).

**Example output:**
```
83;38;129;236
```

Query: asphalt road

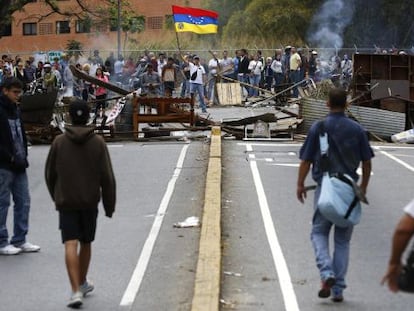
221;140;414;311
0;141;209;311
1;135;414;311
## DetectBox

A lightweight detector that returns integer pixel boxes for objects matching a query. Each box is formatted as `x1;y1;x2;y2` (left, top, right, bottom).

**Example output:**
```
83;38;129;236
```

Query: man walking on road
0;78;40;255
45;99;116;308
296;88;374;302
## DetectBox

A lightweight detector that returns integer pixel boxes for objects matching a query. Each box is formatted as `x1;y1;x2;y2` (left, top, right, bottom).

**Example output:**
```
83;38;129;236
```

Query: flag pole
172;8;183;56
175;31;182;54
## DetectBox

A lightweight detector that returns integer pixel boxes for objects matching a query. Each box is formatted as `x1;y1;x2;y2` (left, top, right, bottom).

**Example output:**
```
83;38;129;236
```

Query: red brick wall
0;0;201;54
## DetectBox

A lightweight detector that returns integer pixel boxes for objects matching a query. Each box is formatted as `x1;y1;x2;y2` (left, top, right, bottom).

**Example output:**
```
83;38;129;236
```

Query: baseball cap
69;99;90;125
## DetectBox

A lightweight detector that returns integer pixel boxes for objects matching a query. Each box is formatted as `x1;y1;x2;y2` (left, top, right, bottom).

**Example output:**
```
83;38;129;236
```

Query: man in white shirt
207;52;220;105
289;47;302;97
219;50;234;82
189;56;207;113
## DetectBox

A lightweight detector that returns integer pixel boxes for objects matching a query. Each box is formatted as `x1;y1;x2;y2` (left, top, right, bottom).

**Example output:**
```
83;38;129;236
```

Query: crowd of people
0;47;358;106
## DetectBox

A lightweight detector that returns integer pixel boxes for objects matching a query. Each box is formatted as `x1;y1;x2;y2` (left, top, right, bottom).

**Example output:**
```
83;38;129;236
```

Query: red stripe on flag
172;5;218;19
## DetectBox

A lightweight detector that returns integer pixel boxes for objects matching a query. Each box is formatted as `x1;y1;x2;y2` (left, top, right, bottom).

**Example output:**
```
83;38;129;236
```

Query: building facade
0;0;200;54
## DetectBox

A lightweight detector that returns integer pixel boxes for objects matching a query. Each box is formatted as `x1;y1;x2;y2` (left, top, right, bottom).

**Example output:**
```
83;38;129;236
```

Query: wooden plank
69;65;130;95
216;82;241;106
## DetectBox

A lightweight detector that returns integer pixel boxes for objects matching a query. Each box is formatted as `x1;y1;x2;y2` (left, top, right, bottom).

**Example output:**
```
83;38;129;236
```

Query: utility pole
117;0;121;58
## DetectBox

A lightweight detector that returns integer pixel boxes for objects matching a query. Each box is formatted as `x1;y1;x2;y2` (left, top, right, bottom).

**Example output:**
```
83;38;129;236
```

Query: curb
191;126;222;311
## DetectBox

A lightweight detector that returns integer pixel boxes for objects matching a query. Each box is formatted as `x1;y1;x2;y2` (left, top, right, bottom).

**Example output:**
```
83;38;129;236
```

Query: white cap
43;64;51;68
312;51;318;55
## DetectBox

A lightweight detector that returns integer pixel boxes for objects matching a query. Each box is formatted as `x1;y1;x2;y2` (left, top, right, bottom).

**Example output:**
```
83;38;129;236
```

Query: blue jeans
0;169;31;248
207;74;216;103
311;187;353;290
289;70;301;97
180;79;190;97
190;83;206;112
237;74;249;97
249;74;261;96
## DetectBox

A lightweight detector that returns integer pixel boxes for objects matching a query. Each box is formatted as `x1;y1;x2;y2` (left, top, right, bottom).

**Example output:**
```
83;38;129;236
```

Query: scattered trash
224;271;243;277
391;129;414;143
220;299;236;309
173;216;200;228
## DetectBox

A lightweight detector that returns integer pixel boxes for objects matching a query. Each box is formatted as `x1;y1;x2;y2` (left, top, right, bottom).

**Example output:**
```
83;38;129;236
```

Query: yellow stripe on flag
174;22;218;34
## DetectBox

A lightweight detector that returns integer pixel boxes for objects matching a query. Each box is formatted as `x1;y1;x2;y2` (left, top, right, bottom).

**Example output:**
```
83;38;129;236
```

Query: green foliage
66;40;83;57
221;0;313;48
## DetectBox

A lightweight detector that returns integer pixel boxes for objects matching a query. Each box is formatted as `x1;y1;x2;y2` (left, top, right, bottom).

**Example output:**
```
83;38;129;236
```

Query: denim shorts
59;209;98;243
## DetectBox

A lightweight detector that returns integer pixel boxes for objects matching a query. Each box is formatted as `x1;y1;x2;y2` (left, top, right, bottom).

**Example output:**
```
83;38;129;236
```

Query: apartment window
23;23;37;36
0;23;12;36
39;23;53;35
56;21;70;34
147;16;163;30
75;20;91;33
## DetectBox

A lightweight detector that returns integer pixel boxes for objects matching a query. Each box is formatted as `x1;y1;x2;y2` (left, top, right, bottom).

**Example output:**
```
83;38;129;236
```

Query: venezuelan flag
172;5;218;34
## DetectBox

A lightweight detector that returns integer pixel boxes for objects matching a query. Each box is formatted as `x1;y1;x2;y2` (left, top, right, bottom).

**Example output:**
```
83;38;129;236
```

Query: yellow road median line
191;126;222;311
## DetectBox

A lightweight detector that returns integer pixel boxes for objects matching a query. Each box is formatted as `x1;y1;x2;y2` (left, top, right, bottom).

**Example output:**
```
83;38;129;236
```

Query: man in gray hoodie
45;99;116;308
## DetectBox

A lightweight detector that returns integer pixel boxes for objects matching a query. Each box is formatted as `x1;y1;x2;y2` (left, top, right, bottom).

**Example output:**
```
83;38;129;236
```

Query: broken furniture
131;95;195;138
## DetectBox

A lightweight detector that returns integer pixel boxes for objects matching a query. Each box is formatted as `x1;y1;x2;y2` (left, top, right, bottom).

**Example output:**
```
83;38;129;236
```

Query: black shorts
59;209;98;243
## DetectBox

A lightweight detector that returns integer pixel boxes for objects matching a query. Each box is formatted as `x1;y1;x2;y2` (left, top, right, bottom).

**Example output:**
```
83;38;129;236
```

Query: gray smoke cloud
308;0;355;50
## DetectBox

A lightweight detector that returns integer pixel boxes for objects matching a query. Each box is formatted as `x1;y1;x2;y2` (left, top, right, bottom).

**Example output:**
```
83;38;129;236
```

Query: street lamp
117;0;121;58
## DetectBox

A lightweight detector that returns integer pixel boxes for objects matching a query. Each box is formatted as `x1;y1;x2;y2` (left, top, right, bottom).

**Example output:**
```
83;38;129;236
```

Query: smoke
307;0;355;51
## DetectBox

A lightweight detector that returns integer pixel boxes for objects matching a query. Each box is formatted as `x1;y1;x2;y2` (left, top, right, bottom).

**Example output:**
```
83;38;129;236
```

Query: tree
66;40;83;58
221;0;314;47
103;1;145;50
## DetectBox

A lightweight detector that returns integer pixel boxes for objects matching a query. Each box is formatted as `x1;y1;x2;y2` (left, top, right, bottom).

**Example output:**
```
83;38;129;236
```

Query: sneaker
67;291;83;309
80;280;94;297
318;277;336;298
0;244;22;255
331;287;344;303
16;242;40;253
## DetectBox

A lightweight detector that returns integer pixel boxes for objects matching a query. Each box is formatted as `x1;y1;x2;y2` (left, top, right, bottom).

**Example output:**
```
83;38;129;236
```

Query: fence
3;47;414;65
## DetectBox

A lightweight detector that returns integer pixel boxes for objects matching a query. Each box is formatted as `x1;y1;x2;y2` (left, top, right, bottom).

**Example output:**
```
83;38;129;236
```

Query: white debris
173;216;200;228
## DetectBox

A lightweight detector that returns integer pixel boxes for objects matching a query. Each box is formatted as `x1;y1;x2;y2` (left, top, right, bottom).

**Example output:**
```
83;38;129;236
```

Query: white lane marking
239;142;414;150
107;144;124;148
270;163;300;168
374;147;414;173
120;144;189;307
246;144;300;311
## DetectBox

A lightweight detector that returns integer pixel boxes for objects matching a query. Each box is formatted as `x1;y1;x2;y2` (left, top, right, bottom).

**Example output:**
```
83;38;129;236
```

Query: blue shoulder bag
316;121;365;227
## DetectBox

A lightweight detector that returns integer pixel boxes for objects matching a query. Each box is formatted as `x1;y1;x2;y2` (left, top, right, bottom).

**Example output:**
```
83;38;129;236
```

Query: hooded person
45;99;116;308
